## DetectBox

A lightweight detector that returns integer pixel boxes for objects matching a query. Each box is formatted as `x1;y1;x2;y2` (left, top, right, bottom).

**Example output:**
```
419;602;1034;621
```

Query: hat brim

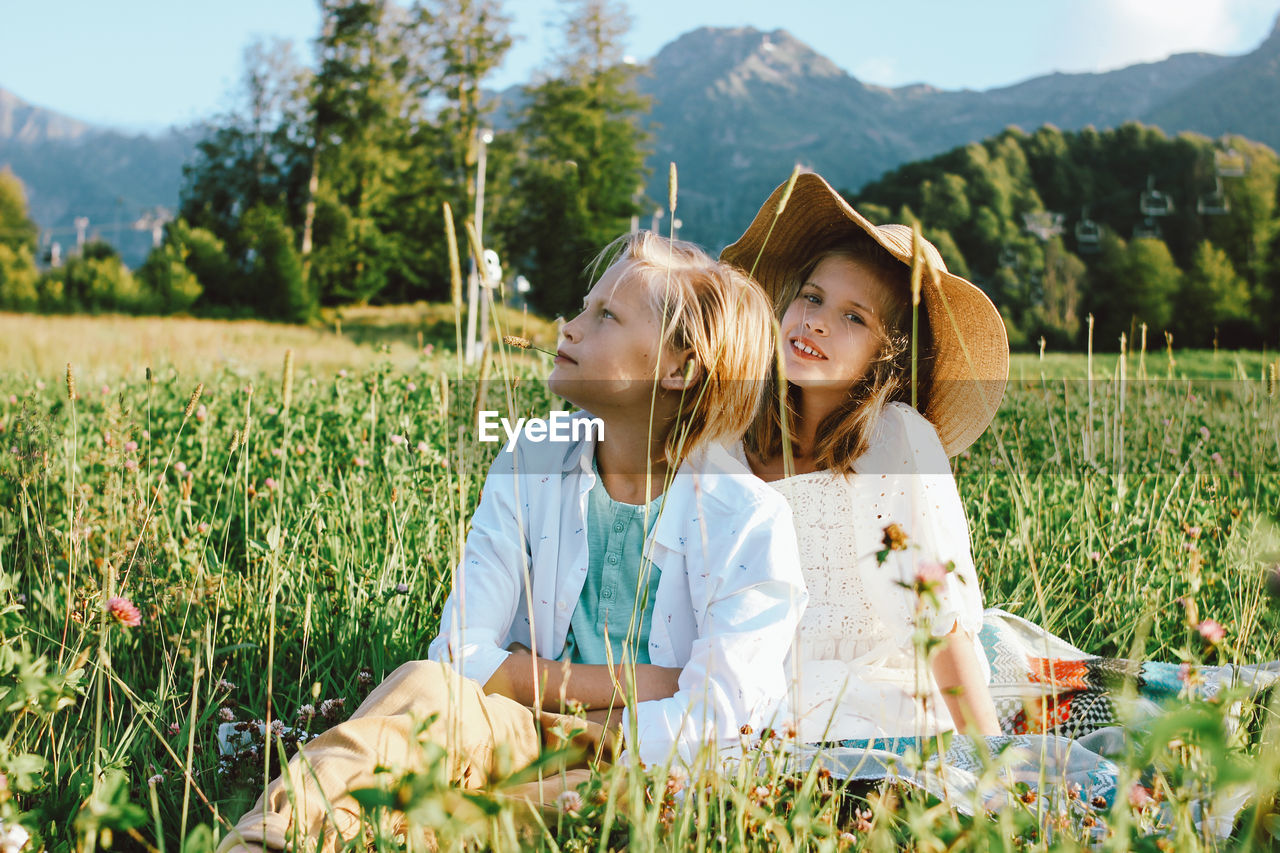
721;171;1009;457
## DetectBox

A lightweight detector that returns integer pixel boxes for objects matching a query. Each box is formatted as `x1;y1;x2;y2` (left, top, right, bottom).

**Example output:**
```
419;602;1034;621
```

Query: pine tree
498;0;651;316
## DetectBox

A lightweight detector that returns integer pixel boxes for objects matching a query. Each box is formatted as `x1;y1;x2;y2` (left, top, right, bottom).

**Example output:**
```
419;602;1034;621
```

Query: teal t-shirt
559;453;664;666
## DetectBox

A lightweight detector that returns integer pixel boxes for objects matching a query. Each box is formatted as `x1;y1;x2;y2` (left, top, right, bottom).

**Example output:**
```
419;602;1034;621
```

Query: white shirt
728;402;989;742
428;410;807;766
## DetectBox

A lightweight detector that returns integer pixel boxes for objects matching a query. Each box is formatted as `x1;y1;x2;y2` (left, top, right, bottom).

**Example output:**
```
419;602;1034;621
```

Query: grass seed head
184;383;205;420
65;363;75;401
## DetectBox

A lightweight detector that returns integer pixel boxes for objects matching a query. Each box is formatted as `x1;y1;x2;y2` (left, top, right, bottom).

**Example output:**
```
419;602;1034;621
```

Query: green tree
43;242;143;313
497;0;650;316
1175;240;1252;346
0;170;40;310
240;205;313;322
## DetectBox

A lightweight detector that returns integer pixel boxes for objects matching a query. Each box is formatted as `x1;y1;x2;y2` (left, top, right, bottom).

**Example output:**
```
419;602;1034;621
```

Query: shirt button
613;522;625;532
602;588;613;599
607;554;619;565
557;600;567;611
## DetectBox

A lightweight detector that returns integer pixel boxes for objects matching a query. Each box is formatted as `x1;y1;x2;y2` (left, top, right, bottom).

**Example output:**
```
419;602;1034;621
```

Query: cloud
1049;0;1277;72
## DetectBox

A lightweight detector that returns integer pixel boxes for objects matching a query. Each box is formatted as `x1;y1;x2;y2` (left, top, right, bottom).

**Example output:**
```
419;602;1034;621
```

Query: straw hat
721;171;1009;457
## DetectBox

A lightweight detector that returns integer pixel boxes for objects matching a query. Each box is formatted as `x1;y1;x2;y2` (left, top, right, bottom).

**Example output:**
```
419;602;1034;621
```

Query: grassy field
1;309;1279;851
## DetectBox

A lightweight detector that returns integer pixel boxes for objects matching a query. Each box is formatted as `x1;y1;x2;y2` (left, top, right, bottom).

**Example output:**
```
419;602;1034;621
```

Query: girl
721;171;1010;743
219;232;806;853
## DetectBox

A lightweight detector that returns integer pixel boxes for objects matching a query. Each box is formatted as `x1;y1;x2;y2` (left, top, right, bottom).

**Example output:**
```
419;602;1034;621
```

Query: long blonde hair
745;233;933;475
590;231;774;468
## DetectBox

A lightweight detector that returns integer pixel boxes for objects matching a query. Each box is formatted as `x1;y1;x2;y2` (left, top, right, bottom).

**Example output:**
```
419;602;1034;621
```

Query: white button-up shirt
428;410;806;766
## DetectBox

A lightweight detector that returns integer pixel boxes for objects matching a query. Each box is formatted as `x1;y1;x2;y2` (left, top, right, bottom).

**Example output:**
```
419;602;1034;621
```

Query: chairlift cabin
1022;210;1064;241
1139;175;1173;217
1075;207;1101;252
1133;218;1161;240
1197;179;1230;216
1215;147;1247;178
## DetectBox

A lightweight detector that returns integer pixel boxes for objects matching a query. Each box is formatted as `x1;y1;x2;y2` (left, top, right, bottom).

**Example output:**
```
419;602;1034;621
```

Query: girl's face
779;254;896;395
549;262;690;414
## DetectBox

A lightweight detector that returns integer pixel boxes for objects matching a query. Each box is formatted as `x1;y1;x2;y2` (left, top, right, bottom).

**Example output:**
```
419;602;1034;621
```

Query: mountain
1144;14;1280;148
3;14;1280;268
0;89;196;266
637;26;1257;250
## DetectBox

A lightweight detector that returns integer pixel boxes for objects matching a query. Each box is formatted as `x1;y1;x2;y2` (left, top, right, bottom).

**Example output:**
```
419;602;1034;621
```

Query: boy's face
549;262;684;415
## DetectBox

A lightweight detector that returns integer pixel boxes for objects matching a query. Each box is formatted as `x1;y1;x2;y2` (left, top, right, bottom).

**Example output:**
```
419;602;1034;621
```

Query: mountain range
3;14;1279;266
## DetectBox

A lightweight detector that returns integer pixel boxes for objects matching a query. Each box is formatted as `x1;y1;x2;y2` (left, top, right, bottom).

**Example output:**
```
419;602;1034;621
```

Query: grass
1;308;1279;851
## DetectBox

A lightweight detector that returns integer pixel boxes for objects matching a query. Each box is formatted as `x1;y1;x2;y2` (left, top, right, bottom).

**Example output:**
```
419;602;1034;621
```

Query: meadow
1;308;1278;852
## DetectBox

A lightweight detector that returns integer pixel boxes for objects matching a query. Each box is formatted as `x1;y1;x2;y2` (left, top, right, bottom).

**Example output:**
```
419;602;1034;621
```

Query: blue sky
3;0;1279;132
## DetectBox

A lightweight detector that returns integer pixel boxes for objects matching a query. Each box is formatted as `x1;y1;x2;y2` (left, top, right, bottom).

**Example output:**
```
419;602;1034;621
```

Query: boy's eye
601;307;616;320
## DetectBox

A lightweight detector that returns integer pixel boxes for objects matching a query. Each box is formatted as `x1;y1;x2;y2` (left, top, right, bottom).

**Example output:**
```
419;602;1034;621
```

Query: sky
2;0;1279;133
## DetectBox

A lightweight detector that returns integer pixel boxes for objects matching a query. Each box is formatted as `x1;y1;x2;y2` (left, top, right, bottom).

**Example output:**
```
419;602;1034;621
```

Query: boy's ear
659;349;702;391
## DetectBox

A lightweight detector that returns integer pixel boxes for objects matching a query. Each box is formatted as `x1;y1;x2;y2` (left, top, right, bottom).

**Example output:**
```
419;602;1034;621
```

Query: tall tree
0;169;39;310
498;0;651;316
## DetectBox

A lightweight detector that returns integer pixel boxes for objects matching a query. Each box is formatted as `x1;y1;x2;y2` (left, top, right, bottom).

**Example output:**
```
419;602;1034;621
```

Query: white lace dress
729;402;989;742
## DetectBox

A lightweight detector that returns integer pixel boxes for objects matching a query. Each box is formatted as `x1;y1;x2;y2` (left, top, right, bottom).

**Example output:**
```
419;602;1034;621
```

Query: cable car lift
1139;175;1173;217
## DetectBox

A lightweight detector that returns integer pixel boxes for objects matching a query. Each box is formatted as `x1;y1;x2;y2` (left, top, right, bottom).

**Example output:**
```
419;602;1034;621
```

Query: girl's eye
802;292;820;305
601;307;616;320
845;312;865;325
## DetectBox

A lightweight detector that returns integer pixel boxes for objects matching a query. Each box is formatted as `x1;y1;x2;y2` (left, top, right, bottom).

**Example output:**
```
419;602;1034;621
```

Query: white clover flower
0;821;30;853
556;790;583;815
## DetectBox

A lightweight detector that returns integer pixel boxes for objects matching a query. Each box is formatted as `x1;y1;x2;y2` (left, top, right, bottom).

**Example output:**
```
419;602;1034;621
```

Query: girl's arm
931;626;1001;736
485;651;681;712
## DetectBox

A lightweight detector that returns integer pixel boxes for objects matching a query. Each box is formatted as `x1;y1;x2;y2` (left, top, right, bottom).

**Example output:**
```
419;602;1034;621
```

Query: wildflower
838;832;857;845
960;449;971;459
357;668;374;686
0;820;30;853
666;766;689;795
320;698;346;720
389;434;407;446
1067;782;1082;800
124;458;138;471
353;456;368;468
1199;426;1210;441
416;441;429;454
297;704;316;723
556;789;583;816
6;395;15;404
195;404;207;423
739;724;754;736
1128;784;1153;809
271;447;285;457
175;461;187;474
1183;524;1201;539
424;344;434;357
752;784;771;801
882;523;909;552
34;380;45;391
406;381;417;392
915;560;948;586
1211;452;1223;465
269;719;286;737
395;582;410;595
124;440;138;452
263;477;278;492
169;722;181;735
147;773;164;785
198;522;210;535
1197;619;1225;644
853;808;874;832
216;678;237;692
141;430;150;440
1089;551;1101;562
338;369;348;379
265;406;278;416
219;707;236;722
106;596;142;627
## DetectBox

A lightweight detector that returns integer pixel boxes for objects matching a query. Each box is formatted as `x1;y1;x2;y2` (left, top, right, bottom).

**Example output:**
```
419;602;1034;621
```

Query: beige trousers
216;660;607;853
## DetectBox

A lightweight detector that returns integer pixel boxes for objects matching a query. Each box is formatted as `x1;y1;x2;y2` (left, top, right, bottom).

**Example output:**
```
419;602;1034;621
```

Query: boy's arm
623;495;806;766
426;449;526;685
485;651;681;711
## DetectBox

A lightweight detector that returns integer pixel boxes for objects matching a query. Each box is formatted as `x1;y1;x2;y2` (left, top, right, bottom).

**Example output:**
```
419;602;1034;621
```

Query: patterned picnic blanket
777;608;1279;839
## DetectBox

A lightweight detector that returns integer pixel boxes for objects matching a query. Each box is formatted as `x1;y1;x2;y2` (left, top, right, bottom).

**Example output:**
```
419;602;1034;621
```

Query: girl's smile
780;254;893;393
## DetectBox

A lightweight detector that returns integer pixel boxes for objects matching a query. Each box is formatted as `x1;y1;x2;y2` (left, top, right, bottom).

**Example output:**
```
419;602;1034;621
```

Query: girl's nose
804;314;828;336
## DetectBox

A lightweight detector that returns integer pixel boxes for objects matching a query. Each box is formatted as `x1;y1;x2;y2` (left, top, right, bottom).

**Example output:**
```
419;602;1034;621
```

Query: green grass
1;310;1279;851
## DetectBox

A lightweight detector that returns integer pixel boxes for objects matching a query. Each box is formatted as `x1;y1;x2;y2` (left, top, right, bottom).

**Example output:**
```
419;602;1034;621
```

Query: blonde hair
745;231;934;475
590;231;774;467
